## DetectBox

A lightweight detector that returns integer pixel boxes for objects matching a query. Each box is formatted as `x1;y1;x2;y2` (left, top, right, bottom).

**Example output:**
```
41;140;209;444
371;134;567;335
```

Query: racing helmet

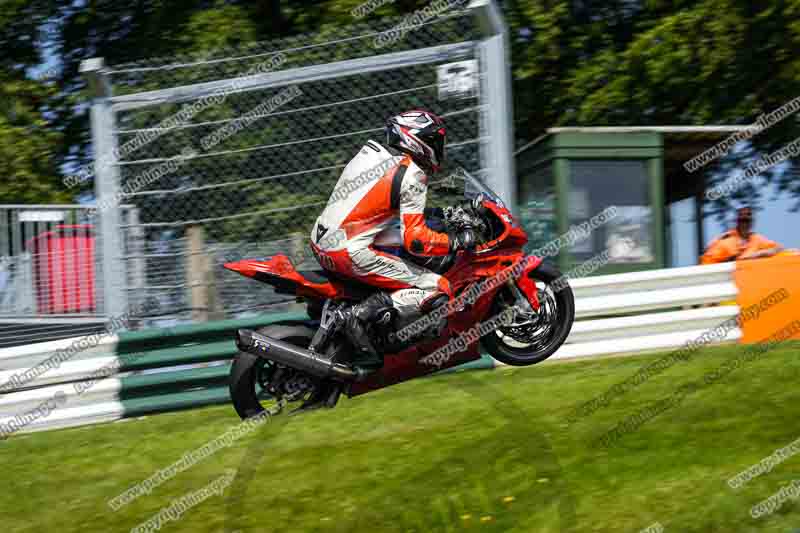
385;110;446;173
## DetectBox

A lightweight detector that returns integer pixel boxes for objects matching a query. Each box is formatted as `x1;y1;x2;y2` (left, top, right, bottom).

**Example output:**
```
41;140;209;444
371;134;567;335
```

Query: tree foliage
505;0;800;209
0;0;67;203
2;0;800;207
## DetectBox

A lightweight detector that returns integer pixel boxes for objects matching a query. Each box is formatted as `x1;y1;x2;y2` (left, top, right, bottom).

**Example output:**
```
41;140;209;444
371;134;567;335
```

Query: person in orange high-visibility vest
701;207;784;264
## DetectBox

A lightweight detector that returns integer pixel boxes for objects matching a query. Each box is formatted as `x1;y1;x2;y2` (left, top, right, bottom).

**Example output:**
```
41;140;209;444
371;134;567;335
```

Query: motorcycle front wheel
481;262;575;366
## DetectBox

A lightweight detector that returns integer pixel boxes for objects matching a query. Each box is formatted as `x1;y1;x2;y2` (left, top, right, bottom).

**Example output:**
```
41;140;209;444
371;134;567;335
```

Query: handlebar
443;201;490;244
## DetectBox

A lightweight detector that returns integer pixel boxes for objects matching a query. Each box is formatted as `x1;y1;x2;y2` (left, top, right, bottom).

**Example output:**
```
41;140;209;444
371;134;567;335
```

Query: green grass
3;342;800;533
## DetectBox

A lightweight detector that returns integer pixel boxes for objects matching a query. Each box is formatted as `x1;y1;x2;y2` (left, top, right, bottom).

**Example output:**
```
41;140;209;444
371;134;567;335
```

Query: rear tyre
481;262;575;366
229;324;316;420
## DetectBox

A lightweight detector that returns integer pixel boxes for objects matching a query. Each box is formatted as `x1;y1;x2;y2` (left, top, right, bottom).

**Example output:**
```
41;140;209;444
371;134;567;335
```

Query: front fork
513;256;543;312
507;278;537;315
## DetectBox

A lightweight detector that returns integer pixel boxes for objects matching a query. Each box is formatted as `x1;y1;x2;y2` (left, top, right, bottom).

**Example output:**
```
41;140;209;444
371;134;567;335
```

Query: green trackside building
514;126;752;275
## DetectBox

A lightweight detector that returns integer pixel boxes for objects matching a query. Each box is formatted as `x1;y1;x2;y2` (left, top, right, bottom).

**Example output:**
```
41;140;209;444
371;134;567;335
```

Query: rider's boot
290;293;400;415
344;292;451;372
343;292;395;370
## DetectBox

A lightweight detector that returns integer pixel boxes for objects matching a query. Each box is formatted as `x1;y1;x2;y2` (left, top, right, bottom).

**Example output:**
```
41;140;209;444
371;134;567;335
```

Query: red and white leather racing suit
310;140;452;315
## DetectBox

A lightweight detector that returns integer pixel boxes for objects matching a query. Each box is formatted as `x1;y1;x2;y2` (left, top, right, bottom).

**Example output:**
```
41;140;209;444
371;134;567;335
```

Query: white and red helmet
385;110;446;173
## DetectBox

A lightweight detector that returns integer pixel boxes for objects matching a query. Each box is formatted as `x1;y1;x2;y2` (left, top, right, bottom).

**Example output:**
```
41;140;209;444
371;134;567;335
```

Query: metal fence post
93;16;485;322
81;58;128;320
186;224;210;323
472;0;517;214
126;206;146;314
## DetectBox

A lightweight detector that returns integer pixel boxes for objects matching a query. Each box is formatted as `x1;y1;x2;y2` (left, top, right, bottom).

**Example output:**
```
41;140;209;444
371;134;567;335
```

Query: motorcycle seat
296;269;377;298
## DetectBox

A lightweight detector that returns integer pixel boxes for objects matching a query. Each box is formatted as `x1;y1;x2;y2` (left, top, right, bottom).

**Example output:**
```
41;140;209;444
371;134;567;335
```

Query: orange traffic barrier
734;253;800;343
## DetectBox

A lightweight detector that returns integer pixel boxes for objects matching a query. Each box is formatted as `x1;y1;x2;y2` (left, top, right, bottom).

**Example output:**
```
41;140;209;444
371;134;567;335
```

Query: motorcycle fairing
223;187;548;398
224;256;343;299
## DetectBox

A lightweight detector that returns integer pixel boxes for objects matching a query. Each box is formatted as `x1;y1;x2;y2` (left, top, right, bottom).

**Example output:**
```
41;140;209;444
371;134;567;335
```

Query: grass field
3;342;800;533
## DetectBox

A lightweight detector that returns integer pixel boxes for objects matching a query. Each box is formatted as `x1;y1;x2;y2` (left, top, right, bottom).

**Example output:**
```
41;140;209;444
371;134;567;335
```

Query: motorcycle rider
310;110;476;369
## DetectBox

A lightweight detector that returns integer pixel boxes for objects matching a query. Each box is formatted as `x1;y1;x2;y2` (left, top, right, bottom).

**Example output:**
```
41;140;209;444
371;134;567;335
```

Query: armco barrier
0;261;779;436
0;311;493;435
0;312;306;434
547;263;741;362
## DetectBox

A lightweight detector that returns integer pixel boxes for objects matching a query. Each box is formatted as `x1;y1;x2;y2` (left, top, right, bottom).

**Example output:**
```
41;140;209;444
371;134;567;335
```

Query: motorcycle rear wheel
229;324;316;420
481;262;575;366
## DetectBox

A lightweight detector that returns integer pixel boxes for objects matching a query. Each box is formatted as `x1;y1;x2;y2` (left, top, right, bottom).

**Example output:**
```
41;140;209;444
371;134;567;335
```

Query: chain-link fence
0;205;143;346
83;1;514;326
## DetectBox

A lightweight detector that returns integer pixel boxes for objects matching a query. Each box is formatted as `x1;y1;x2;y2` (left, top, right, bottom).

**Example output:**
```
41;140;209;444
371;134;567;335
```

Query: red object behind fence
27;224;96;314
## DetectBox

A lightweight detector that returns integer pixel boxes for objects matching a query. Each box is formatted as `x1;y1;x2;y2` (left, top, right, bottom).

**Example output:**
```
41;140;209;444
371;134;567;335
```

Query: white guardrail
549;263;739;361
0;264;740;435
0;335;127;434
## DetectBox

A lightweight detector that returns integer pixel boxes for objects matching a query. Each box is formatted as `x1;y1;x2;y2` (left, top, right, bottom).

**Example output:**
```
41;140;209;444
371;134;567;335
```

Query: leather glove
449;228;477;253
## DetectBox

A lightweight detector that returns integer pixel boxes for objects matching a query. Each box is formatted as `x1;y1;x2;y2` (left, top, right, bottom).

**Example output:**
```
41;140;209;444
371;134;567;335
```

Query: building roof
515;125;753;156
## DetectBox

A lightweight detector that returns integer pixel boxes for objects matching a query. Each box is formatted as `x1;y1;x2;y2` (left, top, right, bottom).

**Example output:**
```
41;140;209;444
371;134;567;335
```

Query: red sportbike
225;173;574;419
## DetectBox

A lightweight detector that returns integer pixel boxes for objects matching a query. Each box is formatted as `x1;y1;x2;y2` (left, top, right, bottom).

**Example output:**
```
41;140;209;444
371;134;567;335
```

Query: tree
9;0;800;210
505;0;800;211
0;0;68;204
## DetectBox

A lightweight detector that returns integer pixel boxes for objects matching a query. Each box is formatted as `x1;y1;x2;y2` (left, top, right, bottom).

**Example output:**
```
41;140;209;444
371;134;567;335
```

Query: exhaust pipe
235;329;363;382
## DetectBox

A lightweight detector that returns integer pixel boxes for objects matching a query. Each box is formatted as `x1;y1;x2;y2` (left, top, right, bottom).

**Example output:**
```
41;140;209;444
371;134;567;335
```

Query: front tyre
481;262;575;366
